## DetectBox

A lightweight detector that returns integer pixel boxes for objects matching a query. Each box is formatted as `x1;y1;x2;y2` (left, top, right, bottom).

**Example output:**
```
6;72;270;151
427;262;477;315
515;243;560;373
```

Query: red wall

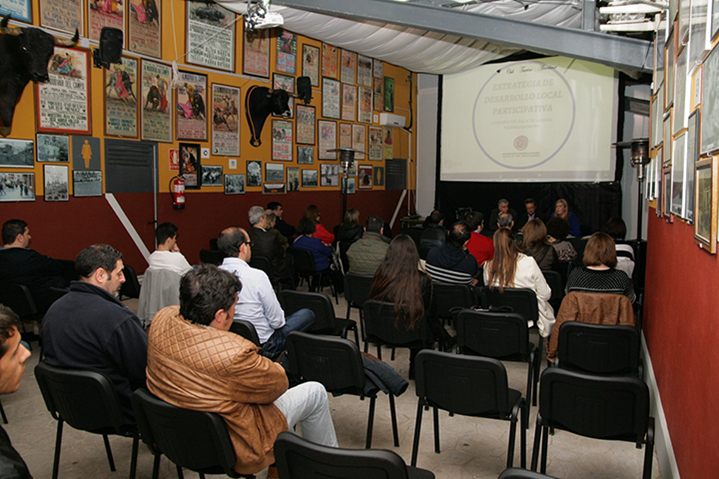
644;208;719;477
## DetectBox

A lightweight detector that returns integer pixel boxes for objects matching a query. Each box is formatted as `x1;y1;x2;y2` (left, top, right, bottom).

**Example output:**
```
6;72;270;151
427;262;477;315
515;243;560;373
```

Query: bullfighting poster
141;59;172;142
104;56;139;138
176;71;208;141
186;1;235;72
211;84;240;156
243;28;270;78
276;30;297;74
40;0;84;35
88;0;125;45
129;0;161;58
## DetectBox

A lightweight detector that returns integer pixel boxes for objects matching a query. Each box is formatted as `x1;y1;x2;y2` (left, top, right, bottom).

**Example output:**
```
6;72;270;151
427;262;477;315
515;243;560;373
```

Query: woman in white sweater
483;228;555;337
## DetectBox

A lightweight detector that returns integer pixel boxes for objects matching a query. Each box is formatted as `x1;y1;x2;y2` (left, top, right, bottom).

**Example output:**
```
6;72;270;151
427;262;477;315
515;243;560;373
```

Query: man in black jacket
267;201;295;243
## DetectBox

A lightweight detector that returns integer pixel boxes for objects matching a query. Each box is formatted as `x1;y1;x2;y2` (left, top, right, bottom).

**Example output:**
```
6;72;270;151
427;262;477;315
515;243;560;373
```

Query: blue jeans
261;308;315;360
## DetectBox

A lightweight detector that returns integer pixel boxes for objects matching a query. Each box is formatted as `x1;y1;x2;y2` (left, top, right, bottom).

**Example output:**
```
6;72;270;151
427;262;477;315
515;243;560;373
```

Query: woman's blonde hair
485;228;521;293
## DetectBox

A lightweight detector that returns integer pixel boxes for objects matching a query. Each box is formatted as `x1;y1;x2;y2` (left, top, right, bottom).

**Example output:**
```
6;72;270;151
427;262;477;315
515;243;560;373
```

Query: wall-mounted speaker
93;27;123;69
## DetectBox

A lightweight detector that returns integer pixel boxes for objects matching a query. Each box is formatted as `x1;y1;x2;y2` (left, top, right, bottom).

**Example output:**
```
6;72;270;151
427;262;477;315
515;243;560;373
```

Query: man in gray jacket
347;216;390;276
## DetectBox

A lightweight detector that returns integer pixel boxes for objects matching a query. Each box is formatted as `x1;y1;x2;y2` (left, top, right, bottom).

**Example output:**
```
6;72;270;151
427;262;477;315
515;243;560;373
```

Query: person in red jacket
464;211;493;266
303;205;334;246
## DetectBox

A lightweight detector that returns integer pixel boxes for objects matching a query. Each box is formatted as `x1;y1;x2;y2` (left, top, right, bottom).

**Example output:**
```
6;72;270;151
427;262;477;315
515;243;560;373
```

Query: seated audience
419;210;446;257
483;228;555;337
517;197;541;231
42;244;148;424
268;201;295;244
146;265;337;476
603;217;635;278
552;199;581;237
566;232;635;303
304;205;334;246
218;227;314;360
464;211;493;265
293;218;333;272
546;217;577;262
0;219;66;313
346;215;390;275
489;199;518;232
147;222;192;274
265;210;289;249
336;209;364;244
425;222;478;286
497;212;515;230
522;219;560;272
248;206;293;288
0;305;32;479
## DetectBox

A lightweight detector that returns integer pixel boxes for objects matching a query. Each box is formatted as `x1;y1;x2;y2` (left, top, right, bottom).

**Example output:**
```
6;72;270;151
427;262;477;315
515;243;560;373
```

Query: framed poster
318;120;337;160
712;0;719;41
322;78;340;119
0;139;33;167
295;104;315;145
72;170;102;197
369;126;383;161
224;173;245;194
41;0;83;35
44;164;68;201
186;1;235;71
342;177;356;194
272;120;293;161
179;143;201;189
211;84;240;156
246;160;262;186
374;166;385;186
358;165;373;189
302;44;320;87
352;124;366;159
88;0;124;45
36;134;69;162
36;47;90;135
671;131;686;216
654;19;666;94
373;59;383;79
1;0;31;22
374;77;384;112
104;56;139;138
384;127;394;160
340;50;356;84
384;77;395;112
693;67;702;109
243;29;270;78
339;123;352;149
358;86;372;123
673;47;687;134
663;167;672;217
341;84;356;121
689;0;709;68
357;55;372;87
128;0;160;57
176;71;208;141
701;43;719;153
694;156;717;252
276;30;297;74
0;172;34;202
297;145;314;164
666;30;675;111
322;43;339;79
201;165;223;186
272;73;295;118
141;59;172;142
302;169;318;188
287;167;300;191
320;163;339;186
664;114;672;163
686;110;699;222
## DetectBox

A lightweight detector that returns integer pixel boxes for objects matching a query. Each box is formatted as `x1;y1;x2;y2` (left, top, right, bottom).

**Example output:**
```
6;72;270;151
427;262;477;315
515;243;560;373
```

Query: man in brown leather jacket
146;265;337;475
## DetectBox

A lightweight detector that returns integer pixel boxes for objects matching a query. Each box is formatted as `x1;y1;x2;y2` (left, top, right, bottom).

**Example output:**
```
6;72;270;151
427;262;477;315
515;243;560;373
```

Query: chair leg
389;394;399;447
540;419;549;474
520;400;527;468
129;432;139;479
199;474;206;479
530;415;542;471
52;418;64;479
507;402;520;468
366;396;377;449
376;345;382;360
526;354;534;417
152;455;161;479
352;324;359;345
643;419;655;479
103;434;116;471
432;406;440;454
411;400;424;467
391;347;395;361
176;464;184;479
0;398;7;424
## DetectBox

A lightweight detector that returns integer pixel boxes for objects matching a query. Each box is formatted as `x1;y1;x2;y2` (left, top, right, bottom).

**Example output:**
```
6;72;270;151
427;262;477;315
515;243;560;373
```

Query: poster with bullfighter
141;59;172;142
176;71;208;141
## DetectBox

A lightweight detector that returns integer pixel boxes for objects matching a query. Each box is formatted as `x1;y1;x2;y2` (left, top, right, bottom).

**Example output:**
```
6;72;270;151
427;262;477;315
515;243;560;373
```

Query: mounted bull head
245;85;290;147
0;15;79;136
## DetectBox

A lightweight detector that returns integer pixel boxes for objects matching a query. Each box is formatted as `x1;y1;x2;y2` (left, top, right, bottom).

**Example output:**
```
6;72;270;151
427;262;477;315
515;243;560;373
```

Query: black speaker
93;27;123;69
296;76;312;104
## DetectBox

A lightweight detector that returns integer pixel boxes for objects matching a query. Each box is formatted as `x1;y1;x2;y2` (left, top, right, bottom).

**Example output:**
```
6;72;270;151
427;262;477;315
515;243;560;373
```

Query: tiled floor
2;295;662;479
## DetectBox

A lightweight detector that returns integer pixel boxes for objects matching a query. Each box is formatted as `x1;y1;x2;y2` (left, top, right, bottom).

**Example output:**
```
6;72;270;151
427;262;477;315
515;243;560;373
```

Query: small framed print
373;59;383;79
384;77;395;112
201;165;223;186
176;71;208;141
72;170;102;197
358;165;373;189
287;167;300;192
263;183;286;195
701;43;719;153
37;134;69;162
0;172;34;201
179;142;201;189
265;162;284;183
320;163;339;187
665;30;675;111
128;0;160;57
276;30;297;74
374;166;385;187
89;0;125;45
272;73;295;118
211;83;240;156
352;124;367;159
322;43;339;79
341;84;356;121
342;177;356;194
322;78;340;119
663;167;672;218
224;174;245;194
694;156;718;253
1;0;32;23
671;131;686;217
302;169;318;188
318;120;337;160
373;77;384;112
272;120;293;161
247;160;262;187
302;44;320;87
340;50;356;84
712;0;719;41
295;104;316;145
686;110;699;222
44;164;69;201
243;29;270;78
297;145;314;164
357;55;372;87
358;87;372;123
664;114;672;164
0;139;33;168
104;56;139;138
369;126;383;161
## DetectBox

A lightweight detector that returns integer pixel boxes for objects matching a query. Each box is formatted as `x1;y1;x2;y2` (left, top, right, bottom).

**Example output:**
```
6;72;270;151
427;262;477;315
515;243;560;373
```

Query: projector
245;10;284;30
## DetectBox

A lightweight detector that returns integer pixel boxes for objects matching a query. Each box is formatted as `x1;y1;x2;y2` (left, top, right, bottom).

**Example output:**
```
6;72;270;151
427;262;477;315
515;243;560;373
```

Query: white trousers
274;381;338;447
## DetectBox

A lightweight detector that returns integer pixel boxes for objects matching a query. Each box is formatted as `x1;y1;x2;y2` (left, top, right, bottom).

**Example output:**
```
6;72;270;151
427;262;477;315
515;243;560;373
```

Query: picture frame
272;73;295;118
0;172;34;202
369;126;383;161
663;167;672;218
72;170;102;197
301;169;318;188
679;0;691;48
339;123;352;150
201;165;223;186
140;59;173;142
701;42;719;153
287;167;300;192
671;131;686;216
342;177;356;194
358;164;373;189
374;166;385;187
693;66;702;109
224;174;245;194
246;160;262;187
243;29;270;78
179;142;201;189
322;43;339;79
320;163;339;187
265;162;285;183
322;78;341;119
665;30;675;111
272;120;293;161
297;145;314;164
352;124;367;160
357;55;372;87
712;0;719;41
384;77;395;112
104;56;139;138
263;183;286;195
373;59;383;79
664;114;673;164
1;0;32;23
686;109;699;222
673;47;687;135
340;49;356;84
296;104;316;145
694;156;718;253
176;71;208;141
0;139;34;168
44;164;69;201
128;0;160;57
341;84;356;121
36;134;69;162
318;120;337;160
186;1;235;72
88;0;124;45
654;17;666;94
358;87;372;123
40;0;84;35
689;0;709;68
276;30;297;74
302;44;320;87
211;83;240;156
373;77;384;112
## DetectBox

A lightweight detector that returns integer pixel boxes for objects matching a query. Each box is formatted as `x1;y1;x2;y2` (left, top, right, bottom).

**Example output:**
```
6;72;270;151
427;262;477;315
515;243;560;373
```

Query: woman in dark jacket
335;208;363;244
522;219;560;272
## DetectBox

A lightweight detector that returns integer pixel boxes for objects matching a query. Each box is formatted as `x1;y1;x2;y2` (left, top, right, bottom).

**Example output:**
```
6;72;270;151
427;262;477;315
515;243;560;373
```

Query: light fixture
244;0;284;31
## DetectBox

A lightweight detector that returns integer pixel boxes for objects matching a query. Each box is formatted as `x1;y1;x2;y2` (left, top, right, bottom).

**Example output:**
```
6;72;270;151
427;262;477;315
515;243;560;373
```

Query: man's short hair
524;198;536;206
498;198;509;206
179;265;241;326
248;206;266;226
156;222;178;245
0;305;20;359
365;215;383;233
75;244;124;280
217;227;247;258
426;210;445;225
448;221;471;247
498;213;514;228
296;217;316;236
267;201;282;211
2;219;27;245
465;211;484;231
603;217;627;240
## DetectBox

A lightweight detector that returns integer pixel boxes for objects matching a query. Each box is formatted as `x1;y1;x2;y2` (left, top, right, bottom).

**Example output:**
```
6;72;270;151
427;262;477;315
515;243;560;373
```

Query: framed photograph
140;60;172;142
680;0;691;47
353;124;367;159
128;0;160;57
272;120;293;161
297;145;314;164
358;165;373;189
694;156;718;252
186;1;235;72
651;95;660;148
320;163;339;186
104;56;139;138
295;104;316;145
665;30;675;111
374;77;384;112
1;0;31;23
322;78;340;119
44;164;68;201
176;71;208;141
342;177;356;194
0;139;33;168
712;0;719;41
36;134;69;162
701;43;719;153
246;160;262;187
374;166;385;187
72;170;102;197
263;183;285;194
224;174;245;194
671;131;686;216
322;43;339;79
657;84;665;139
88;0;124;45
369;126;383;161
301;169;318;188
689;0;709;68
287;167;300;192
673;47;687;134
339;123;352;149
272;73;295;118
655;150;663;215
201;165;223;186
663;167;672;217
36;47;90;134
179;143;201;189
384;77;395;112
341;84;356;121
243;29;270;78
0;172;34;201
373;59;383;79
211;83;240;156
265;162;284;183
357;55;372;87
40;0;84;35
358;87;372;124
654;20;666;94
686;110;699;222
318;120;337;160
276;30;297;74
664;114;673;164
302;44;320;87
340;50;356;84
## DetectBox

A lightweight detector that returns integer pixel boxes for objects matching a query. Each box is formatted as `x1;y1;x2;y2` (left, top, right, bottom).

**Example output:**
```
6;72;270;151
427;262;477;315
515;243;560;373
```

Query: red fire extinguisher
170;176;185;210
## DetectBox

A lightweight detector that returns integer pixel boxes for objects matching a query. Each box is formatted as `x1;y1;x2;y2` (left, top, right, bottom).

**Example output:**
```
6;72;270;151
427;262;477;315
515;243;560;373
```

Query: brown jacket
547;292;635;363
146;306;289;474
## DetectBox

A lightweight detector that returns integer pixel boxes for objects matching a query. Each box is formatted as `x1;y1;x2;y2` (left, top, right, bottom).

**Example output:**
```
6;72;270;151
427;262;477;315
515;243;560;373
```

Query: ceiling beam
271;0;652;73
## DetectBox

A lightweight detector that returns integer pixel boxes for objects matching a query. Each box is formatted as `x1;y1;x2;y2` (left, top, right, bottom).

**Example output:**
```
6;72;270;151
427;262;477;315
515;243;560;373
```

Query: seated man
464;211;493;266
248;206;293;288
419;210;446;259
517;197;541;231
347;215;390;276
147;222;193;275
218;227;314;360
488;199;518;232
268;201;295;244
425;222;479;286
0;219;66;313
498;212;515;230
0;305;32;479
146;265;337;476
42;244;148;424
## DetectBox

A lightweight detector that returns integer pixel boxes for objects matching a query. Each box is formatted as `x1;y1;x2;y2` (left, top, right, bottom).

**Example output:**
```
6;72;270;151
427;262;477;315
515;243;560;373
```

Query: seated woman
304;205;335;246
546;216;577;262
336;208;363;244
552;199;581;237
603;217;635;279
483;228;555;338
522;219;559;272
565;232;635;303
293;217;333;272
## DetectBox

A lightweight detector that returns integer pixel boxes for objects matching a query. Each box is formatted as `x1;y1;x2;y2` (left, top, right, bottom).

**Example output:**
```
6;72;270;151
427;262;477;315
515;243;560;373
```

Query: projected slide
441;57;617;182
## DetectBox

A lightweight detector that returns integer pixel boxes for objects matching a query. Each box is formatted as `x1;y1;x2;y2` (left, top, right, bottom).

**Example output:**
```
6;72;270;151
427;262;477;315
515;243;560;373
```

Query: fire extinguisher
170;175;185;210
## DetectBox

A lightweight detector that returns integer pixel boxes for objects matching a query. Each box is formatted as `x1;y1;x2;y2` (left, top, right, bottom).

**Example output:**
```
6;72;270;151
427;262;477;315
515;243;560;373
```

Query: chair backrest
498;467;559;479
344;273;374;307
556;322;640;375
285;332;365;394
120;264;141;299
199;249;224;266
274;431;421;479
249;255;274;283
288;246;318;275
456;309;531;359
541;270;564;305
0;282;38;320
34;362;127;432
415;350;512;416
209;238;219;251
363;300;426;347
57;259;79;284
137;267;182;325
131;389;237;474
229;319;261;346
432;282;475;320
538;367;650;444
279;290;336;332
483;287;538;324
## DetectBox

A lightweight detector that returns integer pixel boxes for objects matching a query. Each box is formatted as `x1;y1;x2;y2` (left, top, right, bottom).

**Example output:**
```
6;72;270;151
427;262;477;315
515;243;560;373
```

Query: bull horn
0;14;22;36
54;28;80;47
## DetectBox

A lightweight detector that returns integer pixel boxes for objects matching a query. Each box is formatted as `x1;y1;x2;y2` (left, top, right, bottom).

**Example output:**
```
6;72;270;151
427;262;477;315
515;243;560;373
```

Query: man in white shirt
218;227;314;360
147;223;193;275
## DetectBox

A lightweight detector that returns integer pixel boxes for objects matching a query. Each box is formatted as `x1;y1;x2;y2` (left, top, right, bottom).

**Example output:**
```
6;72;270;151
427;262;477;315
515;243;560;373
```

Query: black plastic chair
119;264;141;300
0;398;6;424
541;270;564;314
199;249;224;266
456;309;540;409
556;322;642;378
229;319;261;347
57;259;79;284
249;255;275;285
498;468;558;479
286;331;400;449
411;351;526;469
287;246;338;303
131;388;254;479
34;362;139;479
363;300;429;361
531;368;654;478
344;273;374;349
0;281;42;323
483;287;539;327
274;431;434;479
432;282;476;326
279;290;358;344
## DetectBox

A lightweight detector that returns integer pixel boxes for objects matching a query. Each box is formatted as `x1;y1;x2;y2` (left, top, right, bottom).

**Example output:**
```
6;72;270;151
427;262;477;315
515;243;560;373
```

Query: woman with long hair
552;199;581;237
484;228;555;337
336;208;363;243
304;205;335;246
522;219;559;272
